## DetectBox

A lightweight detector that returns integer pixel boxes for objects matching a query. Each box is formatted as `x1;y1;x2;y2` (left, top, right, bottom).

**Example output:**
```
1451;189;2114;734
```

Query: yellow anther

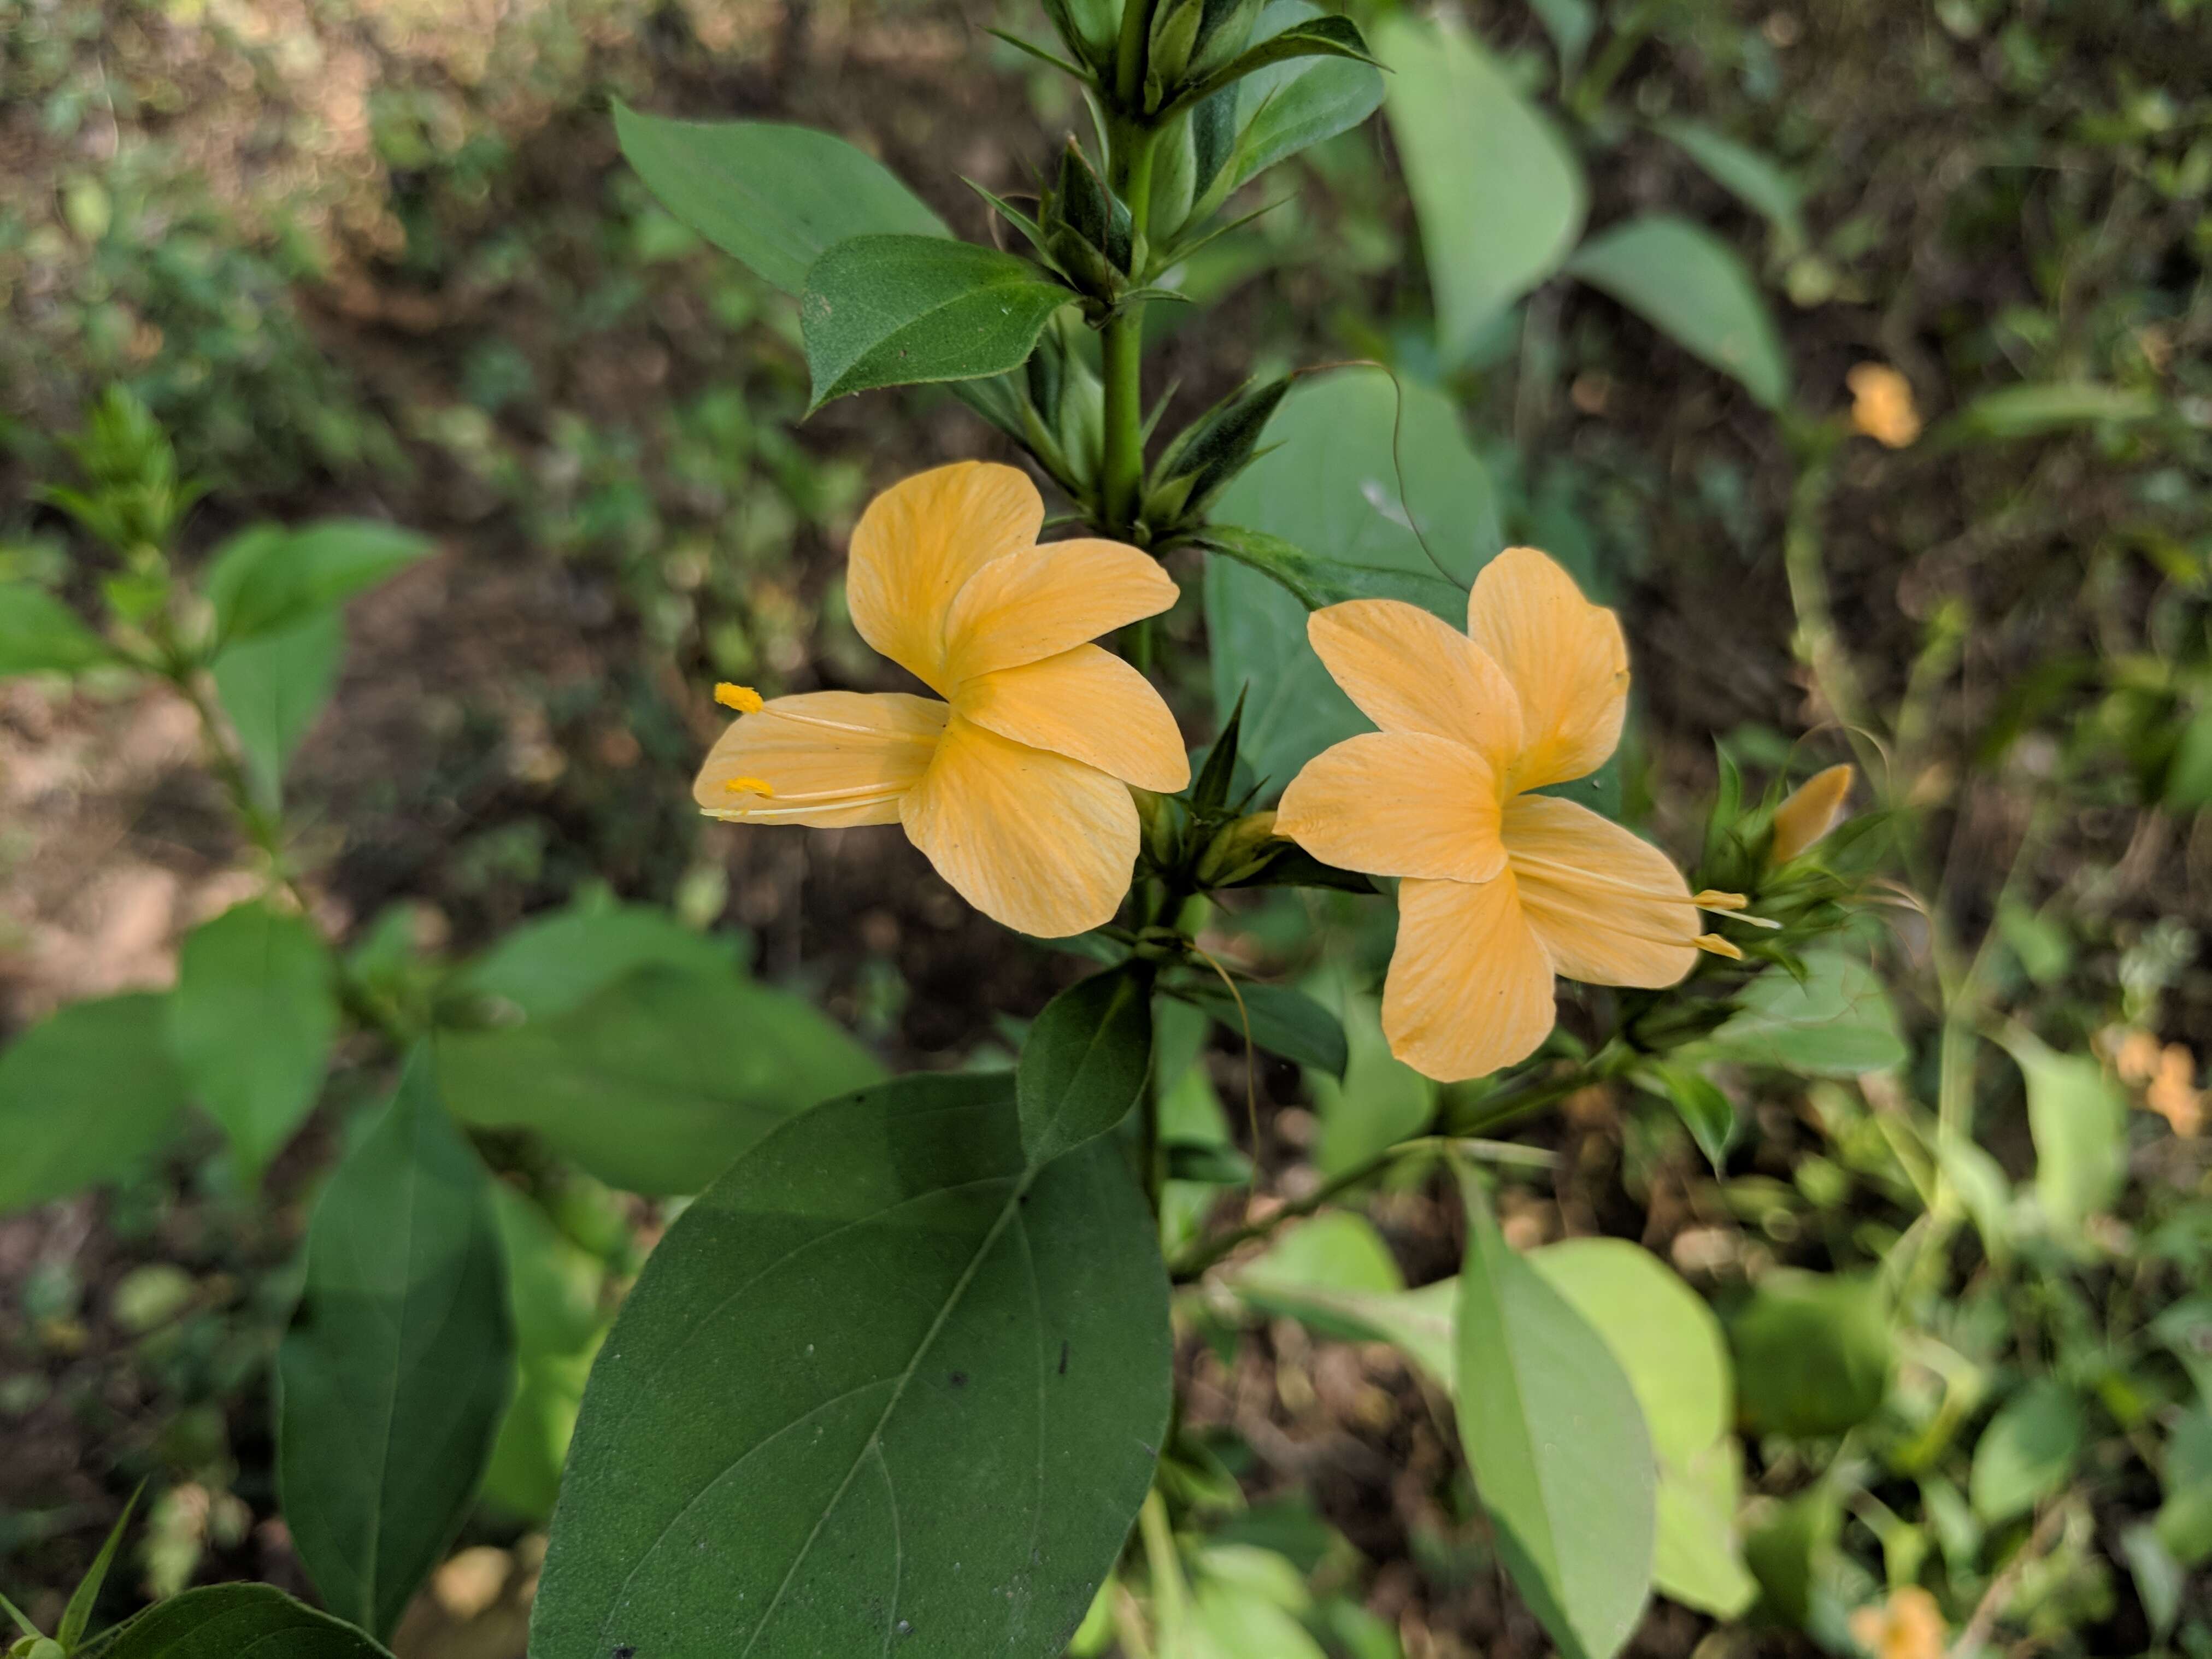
723;776;776;797
714;682;766;714
1695;933;1745;961
1693;890;1748;910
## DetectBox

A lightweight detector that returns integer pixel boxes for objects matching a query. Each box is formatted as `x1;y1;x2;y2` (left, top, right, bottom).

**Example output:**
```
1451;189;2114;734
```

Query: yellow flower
1275;547;1740;1082
1848;363;1922;448
692;462;1188;937
1848;1586;1946;1659
1769;762;1856;865
2146;1043;2203;1137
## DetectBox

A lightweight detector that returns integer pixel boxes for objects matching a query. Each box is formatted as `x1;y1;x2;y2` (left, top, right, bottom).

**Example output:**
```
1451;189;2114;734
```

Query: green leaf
209;610;344;808
1170;976;1349;1080
1455;1182;1655;1659
1950;381;2162;441
1379;14;1587;360
1207;367;1501;791
1703;950;1907;1077
1566;215;1791;409
58;1483;140;1649
1019;963;1155;1163
1742;1482;1839;1627
1305;977;1433;1179
801;235;1070;410
169;900;339;1180
1205;0;1384;201
611;103;949;297
96;1584;394;1658
437;963;883;1195
1229;1214;1457;1386
1728;1271;1892;1437
447;895;742;1021
1176;13;1377;113
531;1072;1172;1659
276;1052;515;1640
1654;120;1805;246
1527;1238;1752;1618
1646;1061;1737;1170
2155;1408;2212;1567
1968;1377;2085;1523
1652;1442;1756;1617
0;993;187;1216
204;521;432;648
481;1185;609;1523
0;584;112;676
2001;1029;2128;1244
1526;0;1595;74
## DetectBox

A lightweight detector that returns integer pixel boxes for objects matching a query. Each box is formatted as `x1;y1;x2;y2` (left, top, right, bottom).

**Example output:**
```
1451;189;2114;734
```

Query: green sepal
1145;374;1291;531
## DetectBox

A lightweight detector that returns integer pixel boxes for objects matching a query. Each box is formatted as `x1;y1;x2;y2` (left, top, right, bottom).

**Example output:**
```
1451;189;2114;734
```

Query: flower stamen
722;776;776;797
714;682;766;713
1695;933;1744;960
1513;854;1752;918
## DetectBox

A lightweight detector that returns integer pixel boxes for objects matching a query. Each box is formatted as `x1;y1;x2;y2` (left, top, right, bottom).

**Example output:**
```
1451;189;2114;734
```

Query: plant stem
1101;309;1146;536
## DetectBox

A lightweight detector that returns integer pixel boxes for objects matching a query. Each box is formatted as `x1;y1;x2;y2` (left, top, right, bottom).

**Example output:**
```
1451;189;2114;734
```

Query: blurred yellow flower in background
1848;363;1922;448
1769;762;1856;864
693;462;1187;937
1848;1586;1947;1659
1276;547;1744;1081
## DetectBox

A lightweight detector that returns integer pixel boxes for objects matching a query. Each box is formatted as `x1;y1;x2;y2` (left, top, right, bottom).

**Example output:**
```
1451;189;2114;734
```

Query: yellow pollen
723;776;776;797
714;682;766;713
1695;933;1744;960
1693;889;1748;910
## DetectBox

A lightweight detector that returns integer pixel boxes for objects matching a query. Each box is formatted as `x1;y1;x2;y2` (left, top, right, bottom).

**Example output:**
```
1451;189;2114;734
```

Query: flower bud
1767;764;1855;866
1143;374;1290;533
1131;787;1181;869
1040;140;1132;304
1195;809;1279;886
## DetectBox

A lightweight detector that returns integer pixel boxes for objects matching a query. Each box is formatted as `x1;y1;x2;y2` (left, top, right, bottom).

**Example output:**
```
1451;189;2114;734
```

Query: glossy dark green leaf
1456;1180;1655;1659
1019;964;1155;1163
1728;1271;1892;1437
170;899;339;1179
204;521;432;648
0;584;113;676
801;236;1071;410
612;103;949;296
1567;216;1790;409
97;1584;393;1659
1205;367;1498;791
210;610;344;807
437;964;883;1195
1969;1377;2085;1523
0;993;187;1216
532;1071;1172;1659
1170;976;1348;1080
276;1052;515;1639
1380;14;1586;358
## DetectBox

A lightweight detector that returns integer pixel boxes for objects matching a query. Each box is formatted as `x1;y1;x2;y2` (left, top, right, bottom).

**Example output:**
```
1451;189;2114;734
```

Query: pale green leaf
210;610;344;808
1567;215;1790;409
0;993;187;1216
0;584;113;676
1379;15;1587;359
2001;1029;2128;1243
612;102;949;296
1704;950;1907;1077
1969;1376;2085;1523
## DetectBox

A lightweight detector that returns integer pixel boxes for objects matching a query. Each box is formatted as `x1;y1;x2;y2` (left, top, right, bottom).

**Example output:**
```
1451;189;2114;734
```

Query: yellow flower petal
1384;874;1556;1081
1467;546;1628;791
1503;794;1697;989
845;462;1043;692
899;714;1139;937
693;691;947;827
1847;363;1922;449
1307;598;1523;767
1277;732;1507;883
955;644;1190;792
1768;763;1855;864
941;538;1180;683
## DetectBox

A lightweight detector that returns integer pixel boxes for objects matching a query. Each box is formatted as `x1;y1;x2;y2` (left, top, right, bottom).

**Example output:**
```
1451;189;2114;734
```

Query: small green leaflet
801;236;1072;410
1018;963;1155;1163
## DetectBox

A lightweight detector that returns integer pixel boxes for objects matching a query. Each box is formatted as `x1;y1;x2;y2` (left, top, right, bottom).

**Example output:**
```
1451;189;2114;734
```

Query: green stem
1101;308;1146;536
1113;0;1155;108
1168;1129;1560;1282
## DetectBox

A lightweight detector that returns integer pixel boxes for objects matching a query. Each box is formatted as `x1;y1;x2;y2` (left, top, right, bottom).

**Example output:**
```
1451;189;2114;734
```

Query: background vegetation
2;0;2209;1654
